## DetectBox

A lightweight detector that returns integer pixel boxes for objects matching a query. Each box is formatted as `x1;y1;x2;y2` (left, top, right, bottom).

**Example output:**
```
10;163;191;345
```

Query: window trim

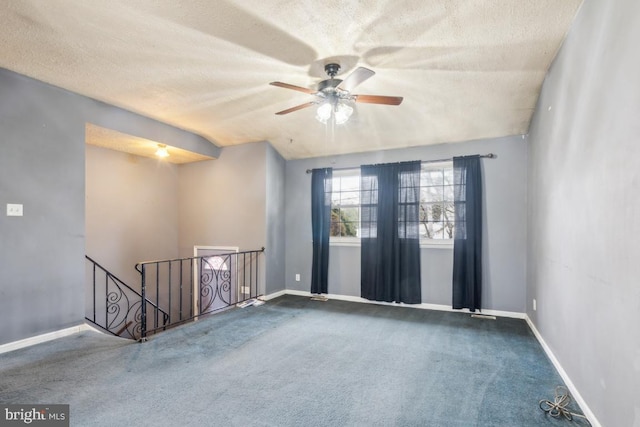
419;161;455;241
331;238;453;249
329;236;361;247
330;168;361;239
419;239;454;249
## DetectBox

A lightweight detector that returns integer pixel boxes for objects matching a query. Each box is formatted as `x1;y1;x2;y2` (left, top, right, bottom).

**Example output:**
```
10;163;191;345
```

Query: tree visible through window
330;171;360;237
419;163;455;239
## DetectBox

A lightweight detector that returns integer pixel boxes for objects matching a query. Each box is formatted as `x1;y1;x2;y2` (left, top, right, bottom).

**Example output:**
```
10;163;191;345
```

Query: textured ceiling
0;0;582;160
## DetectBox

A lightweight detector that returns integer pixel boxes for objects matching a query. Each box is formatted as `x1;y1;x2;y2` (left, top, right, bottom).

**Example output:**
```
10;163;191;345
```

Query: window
203;256;229;270
330;170;360;238
328;162;455;243
419;162;455;240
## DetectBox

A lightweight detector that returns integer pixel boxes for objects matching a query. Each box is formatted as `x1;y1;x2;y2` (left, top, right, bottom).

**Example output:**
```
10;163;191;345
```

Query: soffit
86;123;214;164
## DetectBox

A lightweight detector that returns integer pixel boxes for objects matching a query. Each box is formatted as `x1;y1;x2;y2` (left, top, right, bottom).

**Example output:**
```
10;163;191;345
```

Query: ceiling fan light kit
270;62;403;125
315;100;354;125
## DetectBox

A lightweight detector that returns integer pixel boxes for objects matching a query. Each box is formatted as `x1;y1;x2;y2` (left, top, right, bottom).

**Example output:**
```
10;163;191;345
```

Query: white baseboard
0;324;92;355
266;289;525;319
261;289;286;301
525;315;601;427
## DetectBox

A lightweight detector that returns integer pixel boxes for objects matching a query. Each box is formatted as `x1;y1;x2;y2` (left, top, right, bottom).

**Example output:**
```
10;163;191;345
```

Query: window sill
329;239;453;249
330;238;360;247
420;241;454;249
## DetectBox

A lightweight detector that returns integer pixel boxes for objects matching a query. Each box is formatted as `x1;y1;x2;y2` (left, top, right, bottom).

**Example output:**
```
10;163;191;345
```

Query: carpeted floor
0;295;587;426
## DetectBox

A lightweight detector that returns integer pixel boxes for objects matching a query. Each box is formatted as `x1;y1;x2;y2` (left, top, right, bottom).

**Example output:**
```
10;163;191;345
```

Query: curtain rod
305;153;496;174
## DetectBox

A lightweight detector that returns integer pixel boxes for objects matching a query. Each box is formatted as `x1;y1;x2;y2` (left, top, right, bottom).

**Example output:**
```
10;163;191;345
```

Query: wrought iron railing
135;248;265;341
85;255;169;340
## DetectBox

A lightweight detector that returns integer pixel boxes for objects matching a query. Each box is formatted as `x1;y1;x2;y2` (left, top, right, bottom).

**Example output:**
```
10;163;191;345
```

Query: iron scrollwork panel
200;254;234;314
106;277;142;339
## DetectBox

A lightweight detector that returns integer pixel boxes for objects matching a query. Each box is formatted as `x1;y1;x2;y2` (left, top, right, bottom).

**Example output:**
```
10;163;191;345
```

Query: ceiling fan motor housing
318;63;344;93
317;78;342;92
324;63;341;77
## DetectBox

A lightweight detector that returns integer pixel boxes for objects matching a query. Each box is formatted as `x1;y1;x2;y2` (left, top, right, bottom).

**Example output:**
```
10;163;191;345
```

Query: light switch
6;203;23;217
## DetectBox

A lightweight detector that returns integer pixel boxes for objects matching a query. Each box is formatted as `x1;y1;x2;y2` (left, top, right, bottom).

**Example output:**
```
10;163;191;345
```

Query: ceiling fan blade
354;95;403;105
270;81;316;94
275;102;316;115
336;67;375;92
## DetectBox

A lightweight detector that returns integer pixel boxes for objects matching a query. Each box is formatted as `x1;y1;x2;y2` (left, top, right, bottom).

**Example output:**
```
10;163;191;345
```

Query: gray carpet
0;295;587;426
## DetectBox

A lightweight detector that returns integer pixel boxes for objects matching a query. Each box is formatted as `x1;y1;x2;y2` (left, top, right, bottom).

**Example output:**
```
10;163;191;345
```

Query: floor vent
237;298;264;308
471;314;496;320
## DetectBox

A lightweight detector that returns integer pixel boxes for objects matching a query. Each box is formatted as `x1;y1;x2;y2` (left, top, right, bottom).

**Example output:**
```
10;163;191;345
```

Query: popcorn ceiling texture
0;0;582;159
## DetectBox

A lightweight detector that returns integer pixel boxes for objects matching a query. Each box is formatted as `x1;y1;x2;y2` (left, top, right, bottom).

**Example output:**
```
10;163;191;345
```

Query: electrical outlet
6;203;23;217
295;274;300;282
533;299;537;311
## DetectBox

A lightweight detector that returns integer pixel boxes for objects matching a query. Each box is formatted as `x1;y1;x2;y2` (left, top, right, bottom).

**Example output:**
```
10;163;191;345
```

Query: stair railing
85;255;169;340
135;247;265;341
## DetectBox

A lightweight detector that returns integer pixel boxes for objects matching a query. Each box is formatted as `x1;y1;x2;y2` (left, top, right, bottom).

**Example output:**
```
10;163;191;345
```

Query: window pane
442;201;454;220
422;185;444;202
432;185;445;202
426;222;445;239
332;177;341;193
360;175;377;191
342;221;359;237
420;163;454;241
360;202;376;238
419;203;445;222
361;206;377;223
455;183;467;202
341;175;359;191
331;171;362;239
443;168;454;185
419;223;428;238
420;187;429;202
421;169;444;187
443;221;455;239
331;191;341;205
419;204;429;222
330;209;342;237
341;191;360;206
443;185;454;201
399;186;418;203
340;207;359;222
361;189;377;205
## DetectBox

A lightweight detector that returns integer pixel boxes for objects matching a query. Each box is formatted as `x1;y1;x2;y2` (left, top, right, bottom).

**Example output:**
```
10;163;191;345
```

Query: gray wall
265;144;286;294
285;135;528;312
177;142;269;293
85;145;180;287
0;69;85;344
527;0;640;425
0;68;220;345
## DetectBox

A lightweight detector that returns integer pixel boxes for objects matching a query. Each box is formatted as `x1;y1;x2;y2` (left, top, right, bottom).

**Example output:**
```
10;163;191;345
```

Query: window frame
418;161;455;247
329;168;362;243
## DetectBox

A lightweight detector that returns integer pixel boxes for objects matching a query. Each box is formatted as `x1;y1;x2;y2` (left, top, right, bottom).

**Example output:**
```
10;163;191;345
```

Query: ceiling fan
270;63;403;124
